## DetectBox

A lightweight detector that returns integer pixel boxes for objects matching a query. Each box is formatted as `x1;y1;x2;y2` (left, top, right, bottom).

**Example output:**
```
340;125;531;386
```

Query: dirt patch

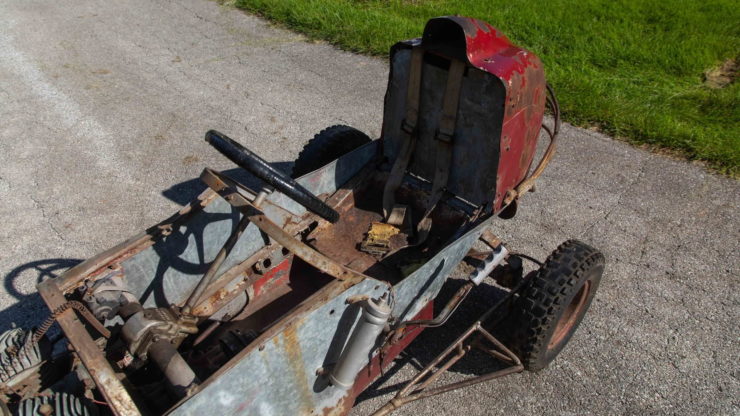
703;58;738;89
182;155;200;164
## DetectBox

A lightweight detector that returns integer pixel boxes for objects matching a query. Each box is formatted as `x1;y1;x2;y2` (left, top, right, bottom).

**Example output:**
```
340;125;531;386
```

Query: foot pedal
360;205;412;256
360;222;401;256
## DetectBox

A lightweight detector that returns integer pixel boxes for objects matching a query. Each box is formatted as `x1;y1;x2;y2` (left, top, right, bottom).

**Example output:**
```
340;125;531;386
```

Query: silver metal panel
391;216;495;322
120;141;378;307
172;217;493;414
171;278;389;416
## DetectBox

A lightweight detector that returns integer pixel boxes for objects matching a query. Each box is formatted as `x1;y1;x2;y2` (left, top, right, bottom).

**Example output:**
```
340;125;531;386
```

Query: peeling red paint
419;16;547;213
252;258;291;298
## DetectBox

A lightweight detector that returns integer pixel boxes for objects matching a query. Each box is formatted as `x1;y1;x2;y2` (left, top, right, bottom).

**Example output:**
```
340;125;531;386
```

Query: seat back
381;17;546;213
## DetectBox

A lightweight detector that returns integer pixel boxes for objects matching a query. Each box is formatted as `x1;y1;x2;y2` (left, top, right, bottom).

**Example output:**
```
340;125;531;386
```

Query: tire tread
291;125;371;178
511;240;605;371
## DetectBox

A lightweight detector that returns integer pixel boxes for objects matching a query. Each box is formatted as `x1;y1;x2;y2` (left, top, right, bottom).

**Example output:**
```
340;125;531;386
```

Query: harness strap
383;47;425;219
416;59;466;236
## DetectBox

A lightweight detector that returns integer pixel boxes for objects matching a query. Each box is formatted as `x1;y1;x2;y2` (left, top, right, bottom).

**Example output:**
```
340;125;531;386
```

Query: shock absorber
329;295;391;389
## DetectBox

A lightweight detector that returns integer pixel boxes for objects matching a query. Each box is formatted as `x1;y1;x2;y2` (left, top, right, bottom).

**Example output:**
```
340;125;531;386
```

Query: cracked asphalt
0;0;738;414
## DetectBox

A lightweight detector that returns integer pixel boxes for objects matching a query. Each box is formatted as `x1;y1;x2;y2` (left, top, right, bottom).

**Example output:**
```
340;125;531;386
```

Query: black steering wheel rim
205;130;339;223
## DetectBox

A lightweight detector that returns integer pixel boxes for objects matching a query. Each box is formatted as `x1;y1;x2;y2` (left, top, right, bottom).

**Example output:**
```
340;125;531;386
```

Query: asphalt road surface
0;1;738;414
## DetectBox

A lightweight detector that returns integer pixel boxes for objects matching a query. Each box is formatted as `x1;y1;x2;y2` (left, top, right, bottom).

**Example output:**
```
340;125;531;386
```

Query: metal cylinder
468;245;508;286
148;340;199;398
329;296;391;389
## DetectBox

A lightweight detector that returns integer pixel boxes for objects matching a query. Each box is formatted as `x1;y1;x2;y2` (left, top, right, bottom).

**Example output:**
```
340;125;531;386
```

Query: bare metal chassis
34;138;549;415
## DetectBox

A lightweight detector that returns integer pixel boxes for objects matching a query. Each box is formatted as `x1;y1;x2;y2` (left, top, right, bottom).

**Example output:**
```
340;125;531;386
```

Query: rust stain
183;155;200;164
320;392;354;416
282;325;314;414
212;288;227;301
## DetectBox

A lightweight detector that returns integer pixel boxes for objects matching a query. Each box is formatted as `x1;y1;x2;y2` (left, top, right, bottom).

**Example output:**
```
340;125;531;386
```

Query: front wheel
291;125;371;178
508;240;605;371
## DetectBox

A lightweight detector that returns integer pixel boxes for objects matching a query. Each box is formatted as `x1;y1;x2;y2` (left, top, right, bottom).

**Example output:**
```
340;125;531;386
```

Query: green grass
233;0;740;175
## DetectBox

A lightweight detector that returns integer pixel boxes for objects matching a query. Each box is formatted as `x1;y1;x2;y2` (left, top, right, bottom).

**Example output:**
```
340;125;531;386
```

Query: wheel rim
548;280;591;350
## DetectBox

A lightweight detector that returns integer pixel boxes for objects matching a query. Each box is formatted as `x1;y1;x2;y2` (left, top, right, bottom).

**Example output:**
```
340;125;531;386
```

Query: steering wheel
205;130;340;223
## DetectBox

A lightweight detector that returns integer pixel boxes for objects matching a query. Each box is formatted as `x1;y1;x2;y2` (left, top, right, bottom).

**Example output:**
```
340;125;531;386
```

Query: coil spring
6;301;109;360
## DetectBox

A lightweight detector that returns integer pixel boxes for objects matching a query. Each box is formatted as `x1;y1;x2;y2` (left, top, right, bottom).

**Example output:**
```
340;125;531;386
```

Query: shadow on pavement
1;258;83;333
356;278;515;405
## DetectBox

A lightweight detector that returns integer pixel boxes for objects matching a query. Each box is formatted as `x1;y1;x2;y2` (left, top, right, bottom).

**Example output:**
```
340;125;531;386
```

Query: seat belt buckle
401;119;416;135
435;126;455;143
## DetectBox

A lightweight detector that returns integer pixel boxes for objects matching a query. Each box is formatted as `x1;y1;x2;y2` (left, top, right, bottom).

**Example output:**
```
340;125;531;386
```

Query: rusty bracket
201;168;371;285
371;265;536;416
38;279;140;416
478;228;502;250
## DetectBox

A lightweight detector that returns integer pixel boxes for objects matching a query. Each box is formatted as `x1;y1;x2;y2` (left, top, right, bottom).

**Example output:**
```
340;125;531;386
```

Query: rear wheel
509;240;605;371
291;125;371;178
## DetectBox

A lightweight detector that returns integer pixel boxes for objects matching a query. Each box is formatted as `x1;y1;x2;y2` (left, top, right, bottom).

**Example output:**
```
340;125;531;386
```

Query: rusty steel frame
372;320;523;416
200;168;370;285
371;267;534;416
37;279;140;416
372;323;523;416
33;163;527;416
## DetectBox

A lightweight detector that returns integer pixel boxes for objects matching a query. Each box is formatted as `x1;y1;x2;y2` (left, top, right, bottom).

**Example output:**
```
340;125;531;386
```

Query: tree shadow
1;258;83;333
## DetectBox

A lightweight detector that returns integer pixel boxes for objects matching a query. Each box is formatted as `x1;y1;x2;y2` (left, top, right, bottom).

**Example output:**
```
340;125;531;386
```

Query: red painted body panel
252;258;291;297
417;16;547;213
443;16;546;213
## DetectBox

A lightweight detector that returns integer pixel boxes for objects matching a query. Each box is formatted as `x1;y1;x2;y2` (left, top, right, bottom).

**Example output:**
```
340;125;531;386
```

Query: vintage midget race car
0;16;604;416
